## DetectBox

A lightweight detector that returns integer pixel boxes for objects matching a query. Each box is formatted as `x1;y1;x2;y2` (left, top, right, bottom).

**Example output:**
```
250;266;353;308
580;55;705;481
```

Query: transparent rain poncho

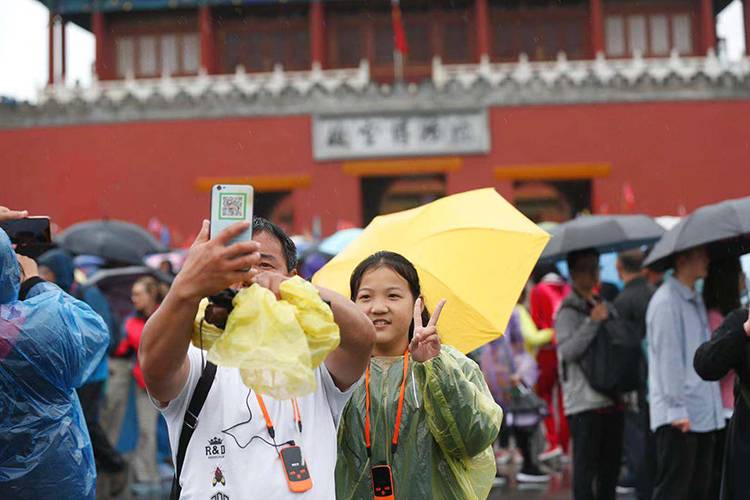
192;276;340;399
336;346;503;500
0;229;109;499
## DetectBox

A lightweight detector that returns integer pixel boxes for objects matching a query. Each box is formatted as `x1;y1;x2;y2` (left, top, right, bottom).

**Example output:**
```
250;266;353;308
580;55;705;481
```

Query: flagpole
394;50;404;84
392;0;406;85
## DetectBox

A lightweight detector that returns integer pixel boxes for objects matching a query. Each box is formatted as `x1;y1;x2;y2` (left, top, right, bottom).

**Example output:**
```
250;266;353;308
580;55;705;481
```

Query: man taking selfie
140;217;374;499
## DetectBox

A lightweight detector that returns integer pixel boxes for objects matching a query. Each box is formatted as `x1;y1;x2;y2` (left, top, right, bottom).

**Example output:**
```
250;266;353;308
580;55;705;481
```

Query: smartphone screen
280;445;303;468
210;184;254;245
0;217;52;258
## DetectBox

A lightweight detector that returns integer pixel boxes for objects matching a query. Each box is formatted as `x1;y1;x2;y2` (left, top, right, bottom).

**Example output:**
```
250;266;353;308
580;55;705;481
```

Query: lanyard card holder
371;464;395;500
279;445;313;493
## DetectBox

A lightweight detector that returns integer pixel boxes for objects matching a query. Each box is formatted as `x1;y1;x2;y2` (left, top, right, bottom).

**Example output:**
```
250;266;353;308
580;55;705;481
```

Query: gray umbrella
539;215;665;262
644;196;750;270
57;220;166;265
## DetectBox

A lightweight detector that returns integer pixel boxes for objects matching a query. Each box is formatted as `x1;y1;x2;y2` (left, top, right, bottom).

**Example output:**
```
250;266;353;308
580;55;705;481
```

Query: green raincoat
336;345;503;499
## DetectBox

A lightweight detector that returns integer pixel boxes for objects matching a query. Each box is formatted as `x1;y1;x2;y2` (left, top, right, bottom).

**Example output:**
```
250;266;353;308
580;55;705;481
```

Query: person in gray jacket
556;248;623;500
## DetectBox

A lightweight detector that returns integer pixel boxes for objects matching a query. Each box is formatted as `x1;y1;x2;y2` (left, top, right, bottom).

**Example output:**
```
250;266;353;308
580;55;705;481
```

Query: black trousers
568;408;625;500
623;408;645;481
498;418;536;467
624;400;657;500
77;381;125;473
652;425;716;500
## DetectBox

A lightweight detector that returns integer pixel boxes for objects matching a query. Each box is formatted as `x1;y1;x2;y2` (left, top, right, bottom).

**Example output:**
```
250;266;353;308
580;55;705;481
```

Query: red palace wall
1;99;748;240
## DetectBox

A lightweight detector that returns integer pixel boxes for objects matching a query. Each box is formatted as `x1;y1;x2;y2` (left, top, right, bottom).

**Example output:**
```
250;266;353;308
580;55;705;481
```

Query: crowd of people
2;202;750;500
473;241;750;500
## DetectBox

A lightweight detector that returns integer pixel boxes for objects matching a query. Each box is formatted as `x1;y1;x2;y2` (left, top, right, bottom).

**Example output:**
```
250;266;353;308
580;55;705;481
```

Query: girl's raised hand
410;298;447;363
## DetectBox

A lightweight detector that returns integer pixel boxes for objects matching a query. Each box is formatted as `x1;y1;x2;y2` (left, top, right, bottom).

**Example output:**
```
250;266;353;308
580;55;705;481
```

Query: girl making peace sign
335;251;503;500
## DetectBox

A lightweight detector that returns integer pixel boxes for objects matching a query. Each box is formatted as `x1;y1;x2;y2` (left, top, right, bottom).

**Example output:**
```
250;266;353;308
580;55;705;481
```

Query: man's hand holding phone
172;220;261;304
0;206;28;223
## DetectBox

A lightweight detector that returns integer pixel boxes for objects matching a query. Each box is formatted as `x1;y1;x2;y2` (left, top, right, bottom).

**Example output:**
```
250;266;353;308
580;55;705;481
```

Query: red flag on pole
622;181;636;212
392;0;409;55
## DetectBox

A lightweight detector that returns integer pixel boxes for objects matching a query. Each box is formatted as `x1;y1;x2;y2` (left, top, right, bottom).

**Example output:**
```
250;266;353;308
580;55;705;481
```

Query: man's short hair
566;247;599;272
252;217;298;272
617;249;645;274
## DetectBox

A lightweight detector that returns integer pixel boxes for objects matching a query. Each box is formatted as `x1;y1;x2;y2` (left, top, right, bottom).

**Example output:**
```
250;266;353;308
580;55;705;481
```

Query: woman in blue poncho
0;217;109;500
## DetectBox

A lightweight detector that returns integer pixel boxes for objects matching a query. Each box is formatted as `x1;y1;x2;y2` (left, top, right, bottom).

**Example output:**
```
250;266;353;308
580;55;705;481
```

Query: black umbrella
85;266;172;323
539;215;665;262
644;196;750;270
57;220;166;265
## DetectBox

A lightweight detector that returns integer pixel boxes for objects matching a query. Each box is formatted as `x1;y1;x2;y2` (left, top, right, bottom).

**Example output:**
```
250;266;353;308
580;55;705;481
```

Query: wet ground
489;460;637;500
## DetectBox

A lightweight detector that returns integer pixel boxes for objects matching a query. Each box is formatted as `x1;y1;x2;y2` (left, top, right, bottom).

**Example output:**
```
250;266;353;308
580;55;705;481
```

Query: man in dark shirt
694;307;750;500
614;249;655;499
615;250;654;342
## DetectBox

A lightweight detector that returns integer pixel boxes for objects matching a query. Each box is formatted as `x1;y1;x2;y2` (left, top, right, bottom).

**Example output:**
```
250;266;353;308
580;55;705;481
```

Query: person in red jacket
530;264;571;460
115;276;162;491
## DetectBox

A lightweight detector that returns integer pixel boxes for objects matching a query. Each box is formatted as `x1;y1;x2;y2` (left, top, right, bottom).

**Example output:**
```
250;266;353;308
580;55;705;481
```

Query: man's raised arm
318;286;375;391
139;221;260;402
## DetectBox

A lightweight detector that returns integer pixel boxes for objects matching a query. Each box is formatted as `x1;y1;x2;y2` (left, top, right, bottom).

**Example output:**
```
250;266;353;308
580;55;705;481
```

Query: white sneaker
516;469;551;483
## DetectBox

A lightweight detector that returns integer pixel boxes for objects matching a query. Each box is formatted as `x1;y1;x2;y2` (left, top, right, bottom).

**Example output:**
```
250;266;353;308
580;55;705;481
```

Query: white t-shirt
160;346;354;500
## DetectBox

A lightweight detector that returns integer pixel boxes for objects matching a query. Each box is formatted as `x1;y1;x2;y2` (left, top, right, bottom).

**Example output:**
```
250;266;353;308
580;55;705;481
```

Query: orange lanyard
255;394;303;440
364;351;409;459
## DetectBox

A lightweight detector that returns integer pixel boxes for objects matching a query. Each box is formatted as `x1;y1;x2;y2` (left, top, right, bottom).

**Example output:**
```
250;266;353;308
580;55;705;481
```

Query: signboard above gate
312;110;490;161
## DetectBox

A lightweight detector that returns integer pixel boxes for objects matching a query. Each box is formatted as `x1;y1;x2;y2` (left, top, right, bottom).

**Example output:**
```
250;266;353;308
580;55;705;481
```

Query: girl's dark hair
350;251;430;340
703;257;742;316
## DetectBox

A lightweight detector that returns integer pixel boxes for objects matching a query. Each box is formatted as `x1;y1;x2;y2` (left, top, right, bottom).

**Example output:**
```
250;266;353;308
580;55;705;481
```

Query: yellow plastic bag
279;276;340;367
194;277;340;399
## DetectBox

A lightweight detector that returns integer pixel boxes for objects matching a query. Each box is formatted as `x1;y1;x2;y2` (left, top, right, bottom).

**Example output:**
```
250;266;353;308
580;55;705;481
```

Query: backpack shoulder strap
558;300;590;317
169;361;218;500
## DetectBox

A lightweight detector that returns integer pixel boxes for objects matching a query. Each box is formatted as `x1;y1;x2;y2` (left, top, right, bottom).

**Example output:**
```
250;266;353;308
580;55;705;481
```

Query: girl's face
354;266;415;356
131;283;155;314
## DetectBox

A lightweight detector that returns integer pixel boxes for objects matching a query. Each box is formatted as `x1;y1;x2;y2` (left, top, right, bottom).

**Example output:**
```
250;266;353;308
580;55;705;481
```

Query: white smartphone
210;184;254;245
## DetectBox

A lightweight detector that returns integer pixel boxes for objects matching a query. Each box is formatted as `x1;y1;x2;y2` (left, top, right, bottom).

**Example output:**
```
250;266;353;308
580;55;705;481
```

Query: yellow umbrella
312;188;550;354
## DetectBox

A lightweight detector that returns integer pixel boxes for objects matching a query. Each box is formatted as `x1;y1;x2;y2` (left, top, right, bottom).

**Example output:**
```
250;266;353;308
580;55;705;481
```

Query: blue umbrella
318;228;363;256
290;235;314;259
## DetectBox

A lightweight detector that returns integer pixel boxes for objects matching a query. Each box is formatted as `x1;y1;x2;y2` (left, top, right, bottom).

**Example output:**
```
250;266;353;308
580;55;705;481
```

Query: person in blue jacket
38;249;127;479
0;227;109;499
